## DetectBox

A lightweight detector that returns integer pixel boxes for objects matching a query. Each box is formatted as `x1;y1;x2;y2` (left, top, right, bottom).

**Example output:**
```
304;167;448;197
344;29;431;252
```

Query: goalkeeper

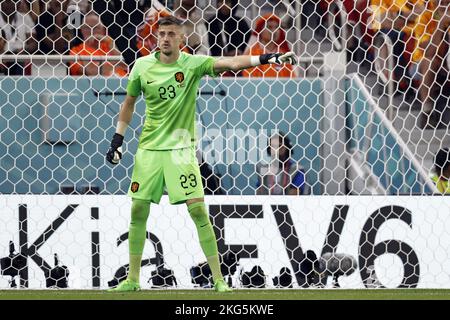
106;15;297;292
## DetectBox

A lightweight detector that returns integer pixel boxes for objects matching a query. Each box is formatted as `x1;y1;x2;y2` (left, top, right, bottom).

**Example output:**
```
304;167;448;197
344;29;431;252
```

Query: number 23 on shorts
180;173;198;195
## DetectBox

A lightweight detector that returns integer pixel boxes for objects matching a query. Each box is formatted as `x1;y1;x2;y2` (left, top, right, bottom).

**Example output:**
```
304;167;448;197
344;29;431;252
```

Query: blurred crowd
0;0;448;124
0;0;296;78
319;0;449;128
366;0;449;128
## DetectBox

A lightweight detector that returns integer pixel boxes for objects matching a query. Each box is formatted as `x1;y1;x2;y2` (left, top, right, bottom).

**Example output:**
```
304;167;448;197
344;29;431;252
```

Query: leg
186;197;221;281
108;198;150;292
109;149;164;292
164;147;231;292
186;197;232;292
128;198;151;282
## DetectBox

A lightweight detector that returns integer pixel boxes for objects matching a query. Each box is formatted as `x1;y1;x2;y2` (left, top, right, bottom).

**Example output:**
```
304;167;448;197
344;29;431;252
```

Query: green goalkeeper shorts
127;146;204;204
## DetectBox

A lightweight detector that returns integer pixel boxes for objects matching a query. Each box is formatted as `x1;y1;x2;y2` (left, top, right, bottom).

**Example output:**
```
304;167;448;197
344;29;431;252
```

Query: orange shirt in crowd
69;39;127;77
242;14;295;78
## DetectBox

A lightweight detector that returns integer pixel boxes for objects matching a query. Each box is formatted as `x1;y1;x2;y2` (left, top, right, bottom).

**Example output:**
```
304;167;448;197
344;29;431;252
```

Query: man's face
158;24;184;55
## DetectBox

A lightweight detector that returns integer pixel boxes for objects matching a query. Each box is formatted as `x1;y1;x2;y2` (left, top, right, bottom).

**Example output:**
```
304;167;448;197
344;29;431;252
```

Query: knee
190;210;206;223
188;202;208;223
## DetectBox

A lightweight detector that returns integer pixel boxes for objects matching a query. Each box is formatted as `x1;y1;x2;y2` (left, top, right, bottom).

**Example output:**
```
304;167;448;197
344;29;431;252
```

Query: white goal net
0;0;449;289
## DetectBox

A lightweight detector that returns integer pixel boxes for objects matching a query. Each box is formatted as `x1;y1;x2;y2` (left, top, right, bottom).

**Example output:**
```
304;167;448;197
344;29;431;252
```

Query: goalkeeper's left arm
213;52;297;74
106;94;137;165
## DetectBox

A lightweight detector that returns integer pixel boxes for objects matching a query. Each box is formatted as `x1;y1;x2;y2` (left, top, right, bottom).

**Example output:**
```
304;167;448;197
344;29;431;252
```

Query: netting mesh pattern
0;0;449;289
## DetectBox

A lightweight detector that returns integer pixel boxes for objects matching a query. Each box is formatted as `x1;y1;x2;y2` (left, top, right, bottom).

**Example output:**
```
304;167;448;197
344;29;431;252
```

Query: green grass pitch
0;289;449;300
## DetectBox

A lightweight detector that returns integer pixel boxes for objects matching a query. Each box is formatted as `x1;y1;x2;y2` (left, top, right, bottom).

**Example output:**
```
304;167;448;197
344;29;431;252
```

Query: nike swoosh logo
147;80;155;84
200;223;208;228
185;191;194;196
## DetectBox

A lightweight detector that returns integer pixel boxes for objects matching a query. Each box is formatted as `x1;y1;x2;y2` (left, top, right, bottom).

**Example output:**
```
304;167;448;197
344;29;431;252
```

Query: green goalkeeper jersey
126;51;218;150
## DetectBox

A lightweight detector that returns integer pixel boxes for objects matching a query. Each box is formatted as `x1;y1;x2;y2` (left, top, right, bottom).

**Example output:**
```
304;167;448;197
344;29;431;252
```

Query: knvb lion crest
131;182;140;193
175;72;184;83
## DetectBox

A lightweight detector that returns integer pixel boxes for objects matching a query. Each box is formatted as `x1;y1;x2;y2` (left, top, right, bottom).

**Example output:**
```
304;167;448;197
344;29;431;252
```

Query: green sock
127;199;151;283
188;202;224;283
207;255;223;283
128;254;142;283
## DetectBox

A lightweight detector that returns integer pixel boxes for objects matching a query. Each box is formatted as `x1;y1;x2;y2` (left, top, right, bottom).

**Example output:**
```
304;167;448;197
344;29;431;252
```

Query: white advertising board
0;195;449;289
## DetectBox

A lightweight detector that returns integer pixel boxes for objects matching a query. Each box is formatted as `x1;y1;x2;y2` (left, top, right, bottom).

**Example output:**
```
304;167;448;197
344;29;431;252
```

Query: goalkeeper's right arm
106;95;137;165
213;52;298;74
